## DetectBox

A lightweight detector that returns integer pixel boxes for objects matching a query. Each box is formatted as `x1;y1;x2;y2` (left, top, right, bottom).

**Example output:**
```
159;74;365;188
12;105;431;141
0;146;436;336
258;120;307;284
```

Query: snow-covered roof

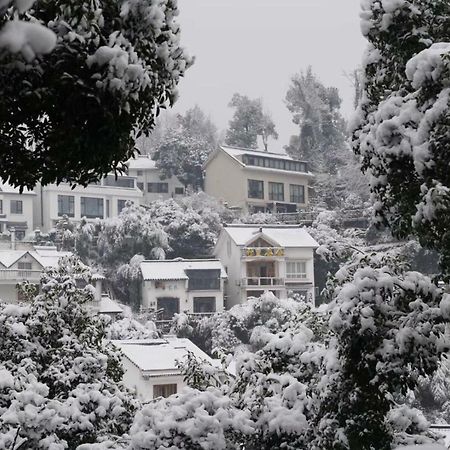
127;155;157;170
99;295;123;314
221;225;319;248
140;259;228;281
0;183;35;195
111;337;218;373
221;145;301;163
0;246;71;269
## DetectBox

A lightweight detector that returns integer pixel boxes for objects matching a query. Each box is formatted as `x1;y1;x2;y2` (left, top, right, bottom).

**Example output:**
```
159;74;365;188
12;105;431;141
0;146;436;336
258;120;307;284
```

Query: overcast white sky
171;0;366;151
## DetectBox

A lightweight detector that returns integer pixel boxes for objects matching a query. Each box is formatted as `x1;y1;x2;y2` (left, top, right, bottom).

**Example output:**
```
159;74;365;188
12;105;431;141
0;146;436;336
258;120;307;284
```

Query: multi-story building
0;183;36;240
204;145;313;213
127;155;185;204
0;244;72;303
214;224;318;307
112;337;220;401
33;174;143;232
140;258;227;319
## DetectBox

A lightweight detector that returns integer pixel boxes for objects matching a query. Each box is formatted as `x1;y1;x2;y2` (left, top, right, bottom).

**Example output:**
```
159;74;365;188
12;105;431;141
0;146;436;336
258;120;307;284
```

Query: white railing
242;247;285;258
0;269;42;281
242;277;285;287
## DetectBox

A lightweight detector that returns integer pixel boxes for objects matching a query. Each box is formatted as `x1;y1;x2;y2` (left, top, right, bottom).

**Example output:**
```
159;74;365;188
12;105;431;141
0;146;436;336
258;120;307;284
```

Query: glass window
193;297;216;313
103;175;135;188
174;187;184;195
118;199;128;213
18;262;32;270
0;199;3;214
286;261;307;279
147;183;169;193
80;197;104;219
10;200;23;214
137;170;143;176
248;179;264;199
106;199;110;218
269;182;284;201
290;184;305;203
187;269;221;291
153;384;177;398
57;195;74;217
137;182;144;191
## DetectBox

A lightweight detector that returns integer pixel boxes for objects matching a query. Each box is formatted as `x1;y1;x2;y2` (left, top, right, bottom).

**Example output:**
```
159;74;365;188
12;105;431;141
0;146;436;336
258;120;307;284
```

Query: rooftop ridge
141;258;221;263
221;144;308;163
223;223;303;229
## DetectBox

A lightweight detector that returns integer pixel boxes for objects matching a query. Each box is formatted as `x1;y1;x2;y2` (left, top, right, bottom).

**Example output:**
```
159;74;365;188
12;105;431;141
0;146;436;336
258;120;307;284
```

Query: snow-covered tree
351;0;450;274
0;0;192;189
0;256;137;449
105;314;159;340
225;93;278;150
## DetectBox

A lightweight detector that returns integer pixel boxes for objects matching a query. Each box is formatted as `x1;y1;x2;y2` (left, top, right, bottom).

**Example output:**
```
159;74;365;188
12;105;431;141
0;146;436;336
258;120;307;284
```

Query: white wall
0;192;35;235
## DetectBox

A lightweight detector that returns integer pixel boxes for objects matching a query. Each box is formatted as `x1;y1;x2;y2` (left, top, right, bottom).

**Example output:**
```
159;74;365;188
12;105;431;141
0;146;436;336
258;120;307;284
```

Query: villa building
127;155;185;205
111;337;220;401
140;258;227;319
214;224;318;307
204;145;313;213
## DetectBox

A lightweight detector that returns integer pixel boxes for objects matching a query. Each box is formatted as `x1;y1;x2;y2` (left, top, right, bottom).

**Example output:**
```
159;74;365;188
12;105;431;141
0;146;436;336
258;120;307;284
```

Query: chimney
10;227;16;250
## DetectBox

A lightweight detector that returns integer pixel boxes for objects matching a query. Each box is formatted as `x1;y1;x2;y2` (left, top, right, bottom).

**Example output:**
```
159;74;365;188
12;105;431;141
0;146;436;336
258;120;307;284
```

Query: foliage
225;93;278;150
351;0;450;275
0;0;192;189
105;313;159;340
0;256;137;449
285;67;347;174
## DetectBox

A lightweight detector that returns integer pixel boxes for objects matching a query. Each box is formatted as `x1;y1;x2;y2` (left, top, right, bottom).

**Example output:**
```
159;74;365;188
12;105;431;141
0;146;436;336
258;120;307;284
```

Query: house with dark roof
204;145;313;213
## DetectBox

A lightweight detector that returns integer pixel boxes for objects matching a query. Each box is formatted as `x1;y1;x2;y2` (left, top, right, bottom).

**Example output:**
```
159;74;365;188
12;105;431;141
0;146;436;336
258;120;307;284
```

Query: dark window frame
80;197;104;219
290;184;305;203
269;182;284;201
248;179;264;199
10;200;23;214
57;195;75;217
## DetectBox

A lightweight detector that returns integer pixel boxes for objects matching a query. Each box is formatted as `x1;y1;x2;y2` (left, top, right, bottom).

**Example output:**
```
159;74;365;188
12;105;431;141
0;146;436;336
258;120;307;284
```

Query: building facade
0;183;36;240
0;245;72;303
140;259;227;319
112;338;220;401
214;224;318;308
204;145;313;213
127;155;185;204
33;175;143;232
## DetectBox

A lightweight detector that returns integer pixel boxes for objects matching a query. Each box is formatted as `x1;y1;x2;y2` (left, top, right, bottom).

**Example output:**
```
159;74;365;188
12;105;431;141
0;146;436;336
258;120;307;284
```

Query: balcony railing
242;277;285;287
242;247;285;258
0;269;42;281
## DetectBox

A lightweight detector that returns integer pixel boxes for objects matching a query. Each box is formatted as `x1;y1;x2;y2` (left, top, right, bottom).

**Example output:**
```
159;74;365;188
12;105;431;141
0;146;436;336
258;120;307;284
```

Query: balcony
242;277;285;288
242;247;285;258
0;269;42;282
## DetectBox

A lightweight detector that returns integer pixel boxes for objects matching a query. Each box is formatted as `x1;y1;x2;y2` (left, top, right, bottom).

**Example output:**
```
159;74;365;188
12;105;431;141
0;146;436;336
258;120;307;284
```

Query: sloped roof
221;145;301;162
140;259;227;281
0;246;71;269
127;155;157;170
99;295;123;314
111;337;218;372
222;225;319;248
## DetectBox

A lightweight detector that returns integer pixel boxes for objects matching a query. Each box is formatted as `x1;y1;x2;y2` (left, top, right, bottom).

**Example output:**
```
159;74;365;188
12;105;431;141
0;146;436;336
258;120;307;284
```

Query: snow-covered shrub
0;256;137;448
105;315;159;341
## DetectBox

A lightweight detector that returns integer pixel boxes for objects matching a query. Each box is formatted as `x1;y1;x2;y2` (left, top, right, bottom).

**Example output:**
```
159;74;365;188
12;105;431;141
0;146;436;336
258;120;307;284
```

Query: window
248;179;264;199
174;187;184;195
193;297;216;313
137;182;144;191
80;197;104;219
118;199;128;213
269;182;284;201
10;200;23;214
153;384;177;398
103;175;135;188
147;182;169;193
290;184;305;204
106;199;110;218
286;261;307;279
0;199;3;214
57;195;75;217
187;269;221;291
137;170;143;176
18;262;32;270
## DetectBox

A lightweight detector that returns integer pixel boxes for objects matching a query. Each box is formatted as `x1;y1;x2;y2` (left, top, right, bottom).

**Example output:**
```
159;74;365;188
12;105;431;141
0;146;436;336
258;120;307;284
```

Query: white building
140;259;227;319
204;145;313;213
0;245;71;303
127;155;185;204
0;183;36;240
112;337;219;400
33;175;143;232
214;224;318;308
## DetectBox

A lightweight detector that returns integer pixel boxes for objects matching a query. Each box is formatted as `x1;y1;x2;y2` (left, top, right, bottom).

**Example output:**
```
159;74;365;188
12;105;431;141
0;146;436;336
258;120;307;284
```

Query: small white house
214;224;319;308
111;337;219;400
140;259;227;319
0;245;72;303
127;155;185;205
